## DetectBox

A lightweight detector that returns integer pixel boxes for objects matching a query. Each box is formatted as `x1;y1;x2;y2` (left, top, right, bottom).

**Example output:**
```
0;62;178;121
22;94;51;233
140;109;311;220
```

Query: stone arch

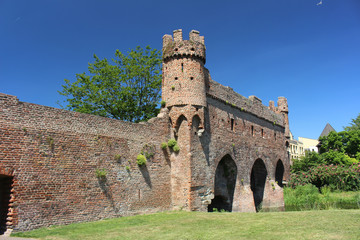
275;160;284;188
191;114;204;129
191;115;201;136
0;167;15;235
208;154;237;212
174;115;187;140
175;114;187;128
250;159;267;212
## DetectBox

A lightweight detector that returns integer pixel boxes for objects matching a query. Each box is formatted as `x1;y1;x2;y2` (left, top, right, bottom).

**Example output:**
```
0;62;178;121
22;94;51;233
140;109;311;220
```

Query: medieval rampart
0;29;290;234
0;93;172;232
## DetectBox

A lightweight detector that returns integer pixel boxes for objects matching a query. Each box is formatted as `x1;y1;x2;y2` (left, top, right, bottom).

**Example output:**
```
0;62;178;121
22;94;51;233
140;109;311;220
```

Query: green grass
13;210;360;240
284;185;360;211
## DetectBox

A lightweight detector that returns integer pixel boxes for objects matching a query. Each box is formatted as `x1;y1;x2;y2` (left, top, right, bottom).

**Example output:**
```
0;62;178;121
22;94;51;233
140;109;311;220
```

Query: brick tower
162;29;207;210
276;97;290;139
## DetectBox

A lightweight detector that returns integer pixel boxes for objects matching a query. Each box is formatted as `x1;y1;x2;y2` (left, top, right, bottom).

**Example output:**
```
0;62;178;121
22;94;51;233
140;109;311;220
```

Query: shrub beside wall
288;163;360;191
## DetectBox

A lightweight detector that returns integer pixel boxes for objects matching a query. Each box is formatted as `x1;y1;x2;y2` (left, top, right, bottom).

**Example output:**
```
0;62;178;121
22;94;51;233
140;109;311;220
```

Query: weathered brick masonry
0;29;290;233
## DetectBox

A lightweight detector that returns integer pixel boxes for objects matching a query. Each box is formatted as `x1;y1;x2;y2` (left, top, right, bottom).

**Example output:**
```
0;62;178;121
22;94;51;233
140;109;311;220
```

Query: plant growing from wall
95;169;107;180
168;139;177;148
46;136;55;152
141;143;155;159
114;154;122;162
167;138;180;152
161;142;168;150
173;144;180;153
136;154;147;166
160;100;166;108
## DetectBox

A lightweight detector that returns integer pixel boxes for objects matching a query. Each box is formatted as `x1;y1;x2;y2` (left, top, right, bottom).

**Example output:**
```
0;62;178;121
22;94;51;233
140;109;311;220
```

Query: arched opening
0;175;13;235
174;115;187;141
208;155;237;212
250;159;267;212
192;115;201;135
275;160;284;188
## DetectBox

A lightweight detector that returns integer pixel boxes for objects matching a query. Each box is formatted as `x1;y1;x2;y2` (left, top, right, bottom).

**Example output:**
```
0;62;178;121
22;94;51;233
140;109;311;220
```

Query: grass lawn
13;209;360;240
284;186;360;211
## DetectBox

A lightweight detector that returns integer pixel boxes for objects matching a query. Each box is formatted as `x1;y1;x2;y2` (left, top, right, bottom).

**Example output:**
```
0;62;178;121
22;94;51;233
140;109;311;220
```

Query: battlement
162;29;206;63
206;79;286;126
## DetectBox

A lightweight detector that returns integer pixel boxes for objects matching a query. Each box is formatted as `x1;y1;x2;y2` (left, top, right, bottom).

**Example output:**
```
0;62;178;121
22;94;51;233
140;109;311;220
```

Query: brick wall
0;93;172;231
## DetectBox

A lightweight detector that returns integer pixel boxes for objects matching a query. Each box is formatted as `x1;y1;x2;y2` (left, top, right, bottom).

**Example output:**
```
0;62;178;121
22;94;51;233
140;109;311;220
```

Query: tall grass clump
284;184;321;211
284;184;360;211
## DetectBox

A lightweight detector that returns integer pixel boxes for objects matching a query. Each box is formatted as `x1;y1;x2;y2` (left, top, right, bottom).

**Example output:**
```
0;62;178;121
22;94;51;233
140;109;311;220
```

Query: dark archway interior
175;115;187;141
275;160;284;188
250;159;267;212
0;175;12;235
208;155;237;212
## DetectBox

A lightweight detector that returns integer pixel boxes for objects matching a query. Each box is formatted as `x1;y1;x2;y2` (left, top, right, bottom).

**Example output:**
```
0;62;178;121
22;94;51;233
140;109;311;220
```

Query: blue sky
1;0;359;140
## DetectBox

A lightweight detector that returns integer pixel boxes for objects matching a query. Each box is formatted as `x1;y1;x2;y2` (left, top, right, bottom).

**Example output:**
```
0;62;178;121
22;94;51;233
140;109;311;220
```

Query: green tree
319;130;360;160
59;46;162;122
344;113;360;131
291;151;323;173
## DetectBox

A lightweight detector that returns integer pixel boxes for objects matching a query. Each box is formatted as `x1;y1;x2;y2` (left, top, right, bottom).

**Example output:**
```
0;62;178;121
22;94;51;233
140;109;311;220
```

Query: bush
288;163;360;191
173;144;180;152
161;142;167;150
167;139;177;148
136;154;147;166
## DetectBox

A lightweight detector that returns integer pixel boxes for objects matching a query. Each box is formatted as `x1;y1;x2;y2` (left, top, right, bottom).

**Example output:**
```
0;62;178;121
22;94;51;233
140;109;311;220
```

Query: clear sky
1;0;359;140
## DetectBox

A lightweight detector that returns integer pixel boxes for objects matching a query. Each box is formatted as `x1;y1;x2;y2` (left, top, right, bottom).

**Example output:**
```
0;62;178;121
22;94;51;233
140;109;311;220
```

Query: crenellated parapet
162;29;206;64
206;79;286;127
